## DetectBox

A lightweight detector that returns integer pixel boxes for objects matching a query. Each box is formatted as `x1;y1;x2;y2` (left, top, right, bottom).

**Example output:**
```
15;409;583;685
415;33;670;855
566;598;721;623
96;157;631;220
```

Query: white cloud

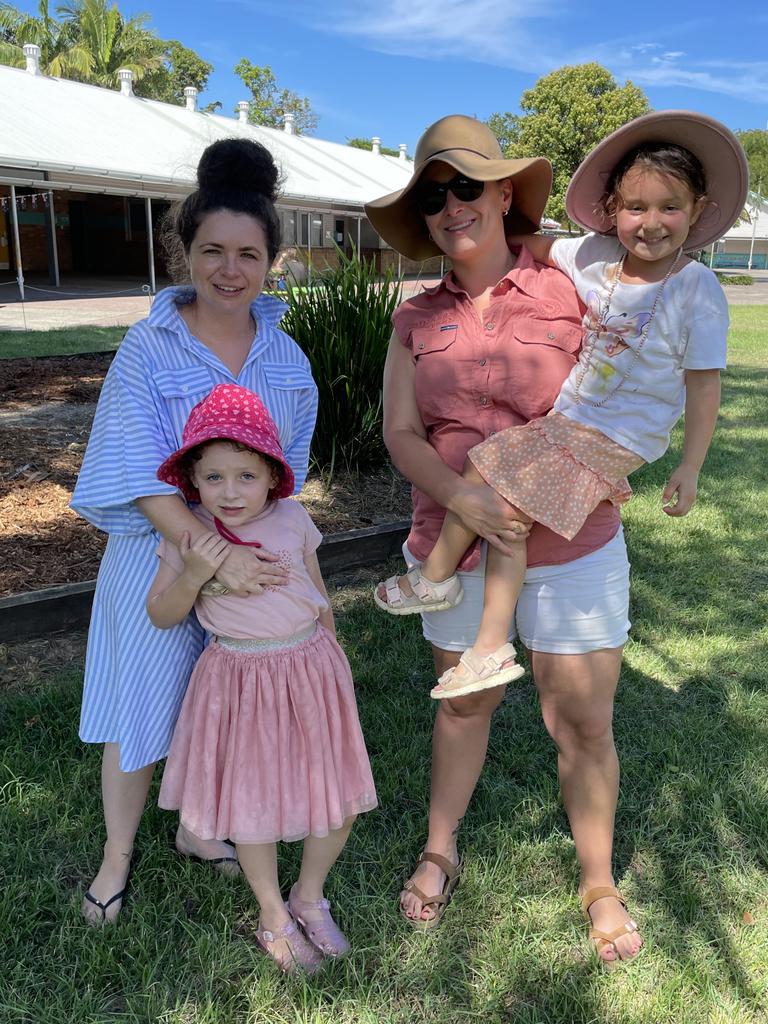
255;1;767;107
622;62;768;103
301;0;560;70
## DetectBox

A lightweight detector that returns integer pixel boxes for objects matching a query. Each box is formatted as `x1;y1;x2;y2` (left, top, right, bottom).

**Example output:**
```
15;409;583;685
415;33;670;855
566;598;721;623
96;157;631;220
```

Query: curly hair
161;138;284;280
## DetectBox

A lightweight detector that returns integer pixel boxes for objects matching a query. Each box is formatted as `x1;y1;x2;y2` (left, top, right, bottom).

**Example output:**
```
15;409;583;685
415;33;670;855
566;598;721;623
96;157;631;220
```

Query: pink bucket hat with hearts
157;384;295;502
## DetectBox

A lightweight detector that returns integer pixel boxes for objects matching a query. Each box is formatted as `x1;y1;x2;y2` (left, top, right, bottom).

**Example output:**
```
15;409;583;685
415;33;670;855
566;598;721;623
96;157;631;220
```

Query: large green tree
234;58;317;135
56;0;163;88
0;0;214;105
488;63;650;224
736;129;768;196
0;0;90;77
138;38;213;104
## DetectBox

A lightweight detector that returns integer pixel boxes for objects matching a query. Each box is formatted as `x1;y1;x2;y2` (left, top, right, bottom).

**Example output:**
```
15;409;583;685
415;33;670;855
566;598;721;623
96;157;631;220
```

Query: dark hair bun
197;138;280;202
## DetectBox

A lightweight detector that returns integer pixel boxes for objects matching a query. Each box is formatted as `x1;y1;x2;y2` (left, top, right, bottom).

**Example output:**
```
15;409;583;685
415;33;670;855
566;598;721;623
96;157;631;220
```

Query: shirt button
485;322;495;331
418;342;425;350
479;358;487;366
182;385;189;392
479;396;488;406
547;330;556;340
489;430;496;436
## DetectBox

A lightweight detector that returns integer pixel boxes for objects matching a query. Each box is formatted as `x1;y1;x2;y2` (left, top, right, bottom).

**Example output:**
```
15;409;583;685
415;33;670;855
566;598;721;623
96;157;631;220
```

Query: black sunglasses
414;174;486;216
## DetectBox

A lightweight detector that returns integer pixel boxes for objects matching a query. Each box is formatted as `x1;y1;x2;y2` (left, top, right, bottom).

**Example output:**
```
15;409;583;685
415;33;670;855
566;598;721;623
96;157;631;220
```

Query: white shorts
403;527;630;655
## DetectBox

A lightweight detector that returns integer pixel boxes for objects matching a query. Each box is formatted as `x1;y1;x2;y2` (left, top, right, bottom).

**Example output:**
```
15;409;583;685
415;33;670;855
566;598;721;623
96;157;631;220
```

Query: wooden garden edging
0;520;410;644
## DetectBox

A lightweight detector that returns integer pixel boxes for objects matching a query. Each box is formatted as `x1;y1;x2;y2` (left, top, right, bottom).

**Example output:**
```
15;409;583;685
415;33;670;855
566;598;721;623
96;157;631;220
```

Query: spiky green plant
281;250;402;476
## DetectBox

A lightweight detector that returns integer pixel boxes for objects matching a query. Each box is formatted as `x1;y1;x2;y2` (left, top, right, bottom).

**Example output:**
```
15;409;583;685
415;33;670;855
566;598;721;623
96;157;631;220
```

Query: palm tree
56;0;164;88
0;0;90;78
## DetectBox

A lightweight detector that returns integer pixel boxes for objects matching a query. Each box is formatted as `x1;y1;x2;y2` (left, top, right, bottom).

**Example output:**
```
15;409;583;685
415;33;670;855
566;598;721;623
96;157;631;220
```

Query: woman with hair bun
71;138;318;925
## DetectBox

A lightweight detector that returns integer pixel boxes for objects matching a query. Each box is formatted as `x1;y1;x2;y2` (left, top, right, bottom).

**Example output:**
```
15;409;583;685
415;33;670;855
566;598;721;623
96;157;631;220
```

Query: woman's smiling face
186;209;270;313
420;162;512;263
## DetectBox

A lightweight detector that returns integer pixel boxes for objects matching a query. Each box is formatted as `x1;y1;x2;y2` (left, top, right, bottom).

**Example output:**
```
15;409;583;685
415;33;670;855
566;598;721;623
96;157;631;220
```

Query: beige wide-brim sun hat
365;115;552;261
565;110;749;252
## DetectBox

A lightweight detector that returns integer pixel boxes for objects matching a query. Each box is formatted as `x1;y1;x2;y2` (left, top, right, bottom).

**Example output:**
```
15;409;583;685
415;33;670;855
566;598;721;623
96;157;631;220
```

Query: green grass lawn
0;326;126;359
1;308;767;1022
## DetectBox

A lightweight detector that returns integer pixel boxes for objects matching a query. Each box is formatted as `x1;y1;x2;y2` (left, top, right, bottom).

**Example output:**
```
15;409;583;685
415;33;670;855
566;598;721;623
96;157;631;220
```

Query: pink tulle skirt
469;411;645;541
158;625;378;844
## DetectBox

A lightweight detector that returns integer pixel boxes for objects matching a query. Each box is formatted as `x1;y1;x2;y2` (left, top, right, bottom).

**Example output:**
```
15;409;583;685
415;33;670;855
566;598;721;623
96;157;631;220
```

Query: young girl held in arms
149;383;377;972
376;111;748;698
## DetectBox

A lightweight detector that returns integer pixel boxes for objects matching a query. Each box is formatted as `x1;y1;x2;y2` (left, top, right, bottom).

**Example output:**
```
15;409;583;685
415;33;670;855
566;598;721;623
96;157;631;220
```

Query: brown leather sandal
580;885;642;965
400;852;461;931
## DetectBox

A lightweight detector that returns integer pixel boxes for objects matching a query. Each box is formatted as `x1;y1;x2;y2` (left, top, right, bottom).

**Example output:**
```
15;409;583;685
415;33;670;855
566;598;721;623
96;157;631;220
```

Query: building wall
705;238;768;270
0;188;172;278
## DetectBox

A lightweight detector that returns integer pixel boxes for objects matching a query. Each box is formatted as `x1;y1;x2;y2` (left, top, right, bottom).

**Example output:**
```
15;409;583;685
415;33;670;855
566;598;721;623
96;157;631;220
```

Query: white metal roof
721;192;768;242
0;64;412;207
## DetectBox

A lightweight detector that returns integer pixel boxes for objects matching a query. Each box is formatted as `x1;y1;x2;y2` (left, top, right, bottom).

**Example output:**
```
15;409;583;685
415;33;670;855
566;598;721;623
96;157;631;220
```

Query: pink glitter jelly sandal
255;909;324;974
288;883;351;958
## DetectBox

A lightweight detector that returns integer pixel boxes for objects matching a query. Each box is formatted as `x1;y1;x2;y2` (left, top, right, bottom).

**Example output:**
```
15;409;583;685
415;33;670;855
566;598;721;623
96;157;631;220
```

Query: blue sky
17;0;768;149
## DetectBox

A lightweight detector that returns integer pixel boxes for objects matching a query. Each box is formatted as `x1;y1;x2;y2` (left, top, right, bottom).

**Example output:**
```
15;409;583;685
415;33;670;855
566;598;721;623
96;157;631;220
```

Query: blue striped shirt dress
71;286;318;772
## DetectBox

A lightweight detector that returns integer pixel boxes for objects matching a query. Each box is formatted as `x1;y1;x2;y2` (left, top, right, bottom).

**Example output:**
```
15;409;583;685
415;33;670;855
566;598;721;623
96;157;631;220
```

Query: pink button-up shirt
392;245;620;569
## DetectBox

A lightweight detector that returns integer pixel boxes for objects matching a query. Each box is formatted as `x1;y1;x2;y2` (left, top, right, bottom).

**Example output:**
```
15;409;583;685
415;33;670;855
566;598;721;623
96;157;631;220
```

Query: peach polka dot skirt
469;411;645;541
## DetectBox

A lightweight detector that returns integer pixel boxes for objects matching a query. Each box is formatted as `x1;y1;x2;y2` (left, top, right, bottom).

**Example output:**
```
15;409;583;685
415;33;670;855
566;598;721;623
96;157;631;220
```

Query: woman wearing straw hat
365;115;642;962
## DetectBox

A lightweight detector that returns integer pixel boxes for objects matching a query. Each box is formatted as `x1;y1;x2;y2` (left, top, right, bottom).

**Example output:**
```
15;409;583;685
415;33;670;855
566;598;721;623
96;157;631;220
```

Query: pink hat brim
565;111;749;251
157;424;295;503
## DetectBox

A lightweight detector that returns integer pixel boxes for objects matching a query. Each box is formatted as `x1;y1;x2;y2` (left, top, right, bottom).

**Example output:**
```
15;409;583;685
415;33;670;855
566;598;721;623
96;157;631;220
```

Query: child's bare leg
423;461;491;581
289;816;357;956
473;536;527;657
237;842;293;964
418;509;476;582
294;815;356;902
432;499;531;696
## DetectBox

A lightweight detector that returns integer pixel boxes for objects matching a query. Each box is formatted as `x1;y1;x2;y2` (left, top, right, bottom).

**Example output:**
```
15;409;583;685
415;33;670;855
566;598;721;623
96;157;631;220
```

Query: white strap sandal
373;566;463;616
431;643;524;699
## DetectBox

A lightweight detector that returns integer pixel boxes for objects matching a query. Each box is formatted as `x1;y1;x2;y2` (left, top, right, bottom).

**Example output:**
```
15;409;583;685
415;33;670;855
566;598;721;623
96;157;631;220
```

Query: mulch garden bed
0;353;411;598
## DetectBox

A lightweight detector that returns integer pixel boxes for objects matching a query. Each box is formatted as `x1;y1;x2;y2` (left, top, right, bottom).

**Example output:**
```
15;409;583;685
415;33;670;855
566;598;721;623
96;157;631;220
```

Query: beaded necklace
574;247;683;408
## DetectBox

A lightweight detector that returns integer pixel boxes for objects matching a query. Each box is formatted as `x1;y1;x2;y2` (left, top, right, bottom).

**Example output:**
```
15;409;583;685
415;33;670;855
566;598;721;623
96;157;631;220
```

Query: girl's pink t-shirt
392;245;620;569
157;500;328;638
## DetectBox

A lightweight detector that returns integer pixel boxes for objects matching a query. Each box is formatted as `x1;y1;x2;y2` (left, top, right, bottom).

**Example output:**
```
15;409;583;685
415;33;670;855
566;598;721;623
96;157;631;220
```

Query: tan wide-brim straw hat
365;115;552;261
565;110;749;251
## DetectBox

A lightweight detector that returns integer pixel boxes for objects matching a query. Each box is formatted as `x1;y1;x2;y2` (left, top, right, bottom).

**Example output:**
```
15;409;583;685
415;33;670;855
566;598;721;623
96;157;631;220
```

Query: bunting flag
0;191;52;211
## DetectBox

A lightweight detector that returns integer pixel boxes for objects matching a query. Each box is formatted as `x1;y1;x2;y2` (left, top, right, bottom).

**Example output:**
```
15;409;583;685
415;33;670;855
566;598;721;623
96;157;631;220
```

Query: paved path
0;276;156;331
0;270;764;333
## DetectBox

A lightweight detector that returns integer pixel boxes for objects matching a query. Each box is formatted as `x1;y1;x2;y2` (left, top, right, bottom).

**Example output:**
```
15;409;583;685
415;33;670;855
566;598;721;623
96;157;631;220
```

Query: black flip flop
83;885;127;925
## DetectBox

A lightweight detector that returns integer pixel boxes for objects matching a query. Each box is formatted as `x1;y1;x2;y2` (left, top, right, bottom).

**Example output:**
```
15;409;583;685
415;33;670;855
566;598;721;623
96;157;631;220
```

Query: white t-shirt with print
550;233;728;463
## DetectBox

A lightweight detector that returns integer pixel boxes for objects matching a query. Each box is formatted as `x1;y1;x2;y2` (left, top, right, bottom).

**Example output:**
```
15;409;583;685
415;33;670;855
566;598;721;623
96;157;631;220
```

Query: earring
502;207;510;216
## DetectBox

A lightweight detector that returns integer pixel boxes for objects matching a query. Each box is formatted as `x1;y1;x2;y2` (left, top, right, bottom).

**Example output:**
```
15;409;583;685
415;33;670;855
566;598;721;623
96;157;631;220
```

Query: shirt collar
420;243;542;301
147;286;287;333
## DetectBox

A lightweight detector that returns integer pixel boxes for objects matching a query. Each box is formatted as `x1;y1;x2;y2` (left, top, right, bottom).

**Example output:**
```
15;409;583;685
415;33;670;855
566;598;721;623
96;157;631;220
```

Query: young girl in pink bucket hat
149;382;377;973
376;110;747;713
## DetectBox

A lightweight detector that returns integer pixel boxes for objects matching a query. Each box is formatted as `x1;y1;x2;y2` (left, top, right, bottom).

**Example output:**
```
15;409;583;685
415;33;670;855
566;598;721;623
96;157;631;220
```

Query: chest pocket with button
513;320;582;353
410;326;462;421
262;363;316;441
504;319;584;421
153;367;216;453
154;367;214;415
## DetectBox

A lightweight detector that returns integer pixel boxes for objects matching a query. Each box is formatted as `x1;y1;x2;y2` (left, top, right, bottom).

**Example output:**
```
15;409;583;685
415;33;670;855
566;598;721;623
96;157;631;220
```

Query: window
280;209;296;245
312;215;324;248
